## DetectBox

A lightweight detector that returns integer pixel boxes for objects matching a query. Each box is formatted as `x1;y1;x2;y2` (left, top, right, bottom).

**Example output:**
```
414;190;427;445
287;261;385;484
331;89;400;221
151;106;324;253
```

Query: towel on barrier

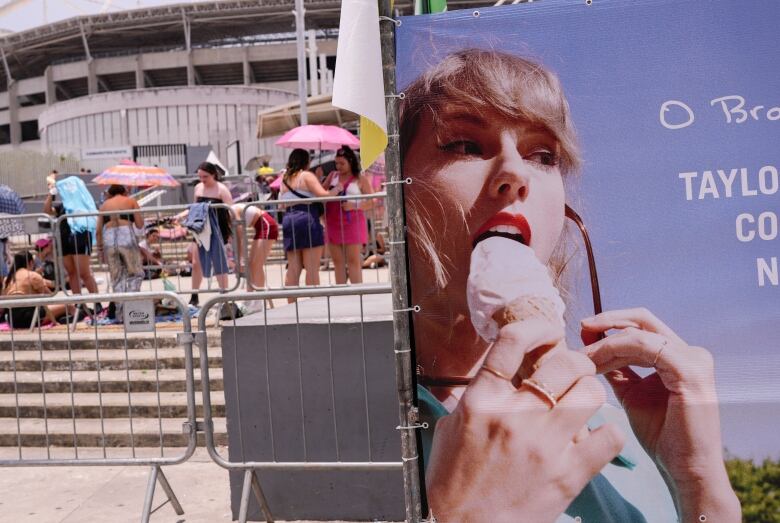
198;210;229;277
183;202;211;251
55;176;97;236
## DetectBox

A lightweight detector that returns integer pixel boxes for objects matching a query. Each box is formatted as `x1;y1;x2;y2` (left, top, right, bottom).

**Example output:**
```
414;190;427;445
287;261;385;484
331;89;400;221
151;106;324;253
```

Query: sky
0;0;212;33
398;0;780;460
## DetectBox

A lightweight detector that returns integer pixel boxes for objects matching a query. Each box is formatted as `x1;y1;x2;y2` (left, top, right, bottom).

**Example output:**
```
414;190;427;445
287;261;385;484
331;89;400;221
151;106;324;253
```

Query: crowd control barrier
0;291;198;522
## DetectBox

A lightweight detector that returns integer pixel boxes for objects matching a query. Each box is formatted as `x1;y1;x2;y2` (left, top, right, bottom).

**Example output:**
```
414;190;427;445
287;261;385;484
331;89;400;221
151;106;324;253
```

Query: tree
726;456;780;523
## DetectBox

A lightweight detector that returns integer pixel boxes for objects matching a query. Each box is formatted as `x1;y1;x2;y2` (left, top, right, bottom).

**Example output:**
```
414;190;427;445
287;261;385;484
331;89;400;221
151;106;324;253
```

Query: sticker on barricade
123;300;156;332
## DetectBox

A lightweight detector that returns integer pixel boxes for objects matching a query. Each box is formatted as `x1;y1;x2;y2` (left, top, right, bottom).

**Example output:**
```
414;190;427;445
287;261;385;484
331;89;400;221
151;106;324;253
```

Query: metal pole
293;0;309;125
379;2;423;522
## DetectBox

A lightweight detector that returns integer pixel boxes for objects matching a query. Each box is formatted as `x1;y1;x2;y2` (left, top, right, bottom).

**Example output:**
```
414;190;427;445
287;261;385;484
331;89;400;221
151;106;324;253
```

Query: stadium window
20;120;39;142
0;124;10;145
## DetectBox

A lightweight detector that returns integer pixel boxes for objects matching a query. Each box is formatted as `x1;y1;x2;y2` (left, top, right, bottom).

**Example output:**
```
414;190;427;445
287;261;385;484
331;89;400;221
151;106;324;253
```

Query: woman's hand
427;319;625;523
581;308;741;521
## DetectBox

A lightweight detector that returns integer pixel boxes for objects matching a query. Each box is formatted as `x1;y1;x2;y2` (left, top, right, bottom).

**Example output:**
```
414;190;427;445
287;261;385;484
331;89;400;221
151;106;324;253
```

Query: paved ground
0;448;392;523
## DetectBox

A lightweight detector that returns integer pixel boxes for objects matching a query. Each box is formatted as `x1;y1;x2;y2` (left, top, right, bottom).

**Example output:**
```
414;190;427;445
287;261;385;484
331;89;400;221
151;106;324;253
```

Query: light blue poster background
397;0;779;459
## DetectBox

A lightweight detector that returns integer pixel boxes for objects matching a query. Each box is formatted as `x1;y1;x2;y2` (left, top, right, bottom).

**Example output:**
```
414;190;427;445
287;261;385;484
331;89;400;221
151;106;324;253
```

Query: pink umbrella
275;125;359;150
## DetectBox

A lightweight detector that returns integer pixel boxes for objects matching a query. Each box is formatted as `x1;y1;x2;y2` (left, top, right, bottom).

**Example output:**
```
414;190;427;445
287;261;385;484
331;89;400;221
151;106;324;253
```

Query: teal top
417;385;679;522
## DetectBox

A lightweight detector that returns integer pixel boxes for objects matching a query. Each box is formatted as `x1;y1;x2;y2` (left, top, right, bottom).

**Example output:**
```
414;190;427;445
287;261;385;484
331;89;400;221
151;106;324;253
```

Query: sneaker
189;294;199;306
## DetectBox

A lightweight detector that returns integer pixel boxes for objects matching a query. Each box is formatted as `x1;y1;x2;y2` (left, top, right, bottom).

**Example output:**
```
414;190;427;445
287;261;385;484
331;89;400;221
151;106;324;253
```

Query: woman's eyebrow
439;111;486;127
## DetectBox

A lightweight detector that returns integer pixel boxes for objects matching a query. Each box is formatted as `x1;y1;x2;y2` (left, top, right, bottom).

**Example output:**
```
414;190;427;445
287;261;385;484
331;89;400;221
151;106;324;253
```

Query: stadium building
0;0;354;191
0;0;483;194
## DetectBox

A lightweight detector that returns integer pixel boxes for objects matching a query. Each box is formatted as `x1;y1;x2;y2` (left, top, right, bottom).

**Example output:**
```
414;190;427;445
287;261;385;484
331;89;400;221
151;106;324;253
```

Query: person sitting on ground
139;228;164;279
1;251;74;327
34;237;57;282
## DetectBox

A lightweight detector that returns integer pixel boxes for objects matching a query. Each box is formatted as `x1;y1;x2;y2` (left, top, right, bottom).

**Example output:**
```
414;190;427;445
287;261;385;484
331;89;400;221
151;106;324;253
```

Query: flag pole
379;1;424;522
294;0;308;125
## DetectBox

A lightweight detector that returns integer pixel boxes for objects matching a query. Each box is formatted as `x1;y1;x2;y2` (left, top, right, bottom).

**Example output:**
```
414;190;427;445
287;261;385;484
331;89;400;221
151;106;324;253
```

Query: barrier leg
156;467;184;515
141;465;159;523
141;465;184;523
238;469;252;523
250;469;274;523
238;469;274;523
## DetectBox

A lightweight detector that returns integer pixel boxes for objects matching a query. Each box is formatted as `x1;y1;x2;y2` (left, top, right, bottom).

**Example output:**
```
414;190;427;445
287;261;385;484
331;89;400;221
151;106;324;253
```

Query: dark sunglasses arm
564;204;603;317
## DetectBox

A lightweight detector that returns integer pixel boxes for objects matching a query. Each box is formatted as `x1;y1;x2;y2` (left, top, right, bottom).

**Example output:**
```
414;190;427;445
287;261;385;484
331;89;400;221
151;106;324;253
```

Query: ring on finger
481;363;514;382
653;339;669;367
521;378;558;409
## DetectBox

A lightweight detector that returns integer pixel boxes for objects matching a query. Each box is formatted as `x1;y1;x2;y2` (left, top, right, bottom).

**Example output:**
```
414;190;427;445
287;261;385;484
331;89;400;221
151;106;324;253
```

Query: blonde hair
400;49;583;293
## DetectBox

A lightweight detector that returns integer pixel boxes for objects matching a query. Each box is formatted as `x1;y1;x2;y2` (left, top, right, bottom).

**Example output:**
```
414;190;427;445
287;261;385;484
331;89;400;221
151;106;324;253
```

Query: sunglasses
417;205;604;387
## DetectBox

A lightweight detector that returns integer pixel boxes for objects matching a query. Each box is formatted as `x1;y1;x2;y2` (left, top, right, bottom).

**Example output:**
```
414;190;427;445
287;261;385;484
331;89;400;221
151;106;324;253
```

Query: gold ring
521;378;557;409
653;339;668;367
481;363;514;382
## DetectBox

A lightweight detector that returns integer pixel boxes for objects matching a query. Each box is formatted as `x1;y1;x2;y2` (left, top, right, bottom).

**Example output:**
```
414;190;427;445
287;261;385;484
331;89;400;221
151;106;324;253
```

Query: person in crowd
322;146;373;284
1;251;74;327
362;229;387;269
232;203;278;294
33;237;57;282
96;185;144;319
139;228;164;279
400;49;740;522
43;176;100;313
188;162;234;306
279;149;341;300
257;160;276;177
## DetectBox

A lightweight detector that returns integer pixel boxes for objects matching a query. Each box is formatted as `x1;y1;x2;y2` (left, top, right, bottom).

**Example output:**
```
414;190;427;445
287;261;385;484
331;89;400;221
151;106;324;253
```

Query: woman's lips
472;212;532;248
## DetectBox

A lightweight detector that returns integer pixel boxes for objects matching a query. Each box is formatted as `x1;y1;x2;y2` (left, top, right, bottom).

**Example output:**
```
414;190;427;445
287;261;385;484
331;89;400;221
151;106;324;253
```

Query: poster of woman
395;0;779;521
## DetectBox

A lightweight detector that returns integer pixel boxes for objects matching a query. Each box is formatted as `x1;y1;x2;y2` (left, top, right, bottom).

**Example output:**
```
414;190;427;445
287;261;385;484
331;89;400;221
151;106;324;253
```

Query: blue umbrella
0;184;25;239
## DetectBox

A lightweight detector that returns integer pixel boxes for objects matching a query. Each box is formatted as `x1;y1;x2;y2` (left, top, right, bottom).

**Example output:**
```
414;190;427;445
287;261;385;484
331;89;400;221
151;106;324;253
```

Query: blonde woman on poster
401;49;741;522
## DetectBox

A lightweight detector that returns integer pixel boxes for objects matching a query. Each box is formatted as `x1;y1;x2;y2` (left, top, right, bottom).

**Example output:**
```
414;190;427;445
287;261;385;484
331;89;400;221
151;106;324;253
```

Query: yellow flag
332;0;387;169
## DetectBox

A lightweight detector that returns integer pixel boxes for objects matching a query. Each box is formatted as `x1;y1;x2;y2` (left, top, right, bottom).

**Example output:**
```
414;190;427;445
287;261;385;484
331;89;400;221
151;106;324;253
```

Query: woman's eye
525;149;560;167
439;140;482;156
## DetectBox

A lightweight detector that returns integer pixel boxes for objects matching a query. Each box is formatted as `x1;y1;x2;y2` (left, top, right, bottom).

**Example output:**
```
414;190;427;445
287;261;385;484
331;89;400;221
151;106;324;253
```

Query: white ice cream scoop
467;236;566;343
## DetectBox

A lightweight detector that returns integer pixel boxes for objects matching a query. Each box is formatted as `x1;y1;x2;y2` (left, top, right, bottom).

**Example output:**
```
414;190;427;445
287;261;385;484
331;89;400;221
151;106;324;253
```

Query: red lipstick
473;212;532;247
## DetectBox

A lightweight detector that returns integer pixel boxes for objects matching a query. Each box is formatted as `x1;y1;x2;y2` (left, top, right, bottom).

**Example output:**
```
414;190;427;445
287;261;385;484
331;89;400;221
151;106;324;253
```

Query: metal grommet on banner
698;516;707;523
585;0;593;5
394;348;411;354
385;178;413;185
378;15;401;27
382;177;413;186
387;240;405;245
472;10;480;17
396;422;429;430
385;92;406;100
393;305;421;313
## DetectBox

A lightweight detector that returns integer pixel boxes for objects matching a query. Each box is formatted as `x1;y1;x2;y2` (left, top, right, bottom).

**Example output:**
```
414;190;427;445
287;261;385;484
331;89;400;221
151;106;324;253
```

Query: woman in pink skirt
322;146;373;284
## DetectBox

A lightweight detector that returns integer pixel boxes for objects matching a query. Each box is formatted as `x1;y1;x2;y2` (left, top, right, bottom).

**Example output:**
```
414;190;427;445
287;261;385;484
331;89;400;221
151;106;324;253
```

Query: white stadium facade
0;0;350;179
0;0;483;189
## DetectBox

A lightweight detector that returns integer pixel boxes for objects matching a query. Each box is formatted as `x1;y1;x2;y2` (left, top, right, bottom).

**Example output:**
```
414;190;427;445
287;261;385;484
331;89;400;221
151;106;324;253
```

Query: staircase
0;329;227;458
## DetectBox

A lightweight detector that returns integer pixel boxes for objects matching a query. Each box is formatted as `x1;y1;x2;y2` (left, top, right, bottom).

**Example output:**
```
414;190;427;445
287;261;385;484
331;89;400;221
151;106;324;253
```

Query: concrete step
0;368;224;394
0;390;225;418
0;331;222;352
0;417;228;447
0;347;222;372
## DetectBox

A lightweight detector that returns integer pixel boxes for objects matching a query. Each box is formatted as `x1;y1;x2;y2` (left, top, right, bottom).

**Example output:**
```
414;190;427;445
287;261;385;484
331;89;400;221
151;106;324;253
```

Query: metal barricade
196;286;402;523
0;213;62;297
0;291;198;522
238;192;389;294
52;204;243;299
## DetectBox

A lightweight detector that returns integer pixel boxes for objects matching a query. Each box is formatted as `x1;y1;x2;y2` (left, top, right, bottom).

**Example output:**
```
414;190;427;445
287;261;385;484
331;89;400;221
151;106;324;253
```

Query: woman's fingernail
581;316;595;324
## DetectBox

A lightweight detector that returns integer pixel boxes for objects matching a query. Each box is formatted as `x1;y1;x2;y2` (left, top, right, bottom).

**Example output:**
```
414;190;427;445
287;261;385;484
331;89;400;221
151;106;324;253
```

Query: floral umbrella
93;161;180;187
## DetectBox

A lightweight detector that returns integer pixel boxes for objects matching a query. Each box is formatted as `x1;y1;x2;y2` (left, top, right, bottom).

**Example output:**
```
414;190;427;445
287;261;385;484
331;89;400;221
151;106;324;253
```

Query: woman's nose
488;140;529;203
